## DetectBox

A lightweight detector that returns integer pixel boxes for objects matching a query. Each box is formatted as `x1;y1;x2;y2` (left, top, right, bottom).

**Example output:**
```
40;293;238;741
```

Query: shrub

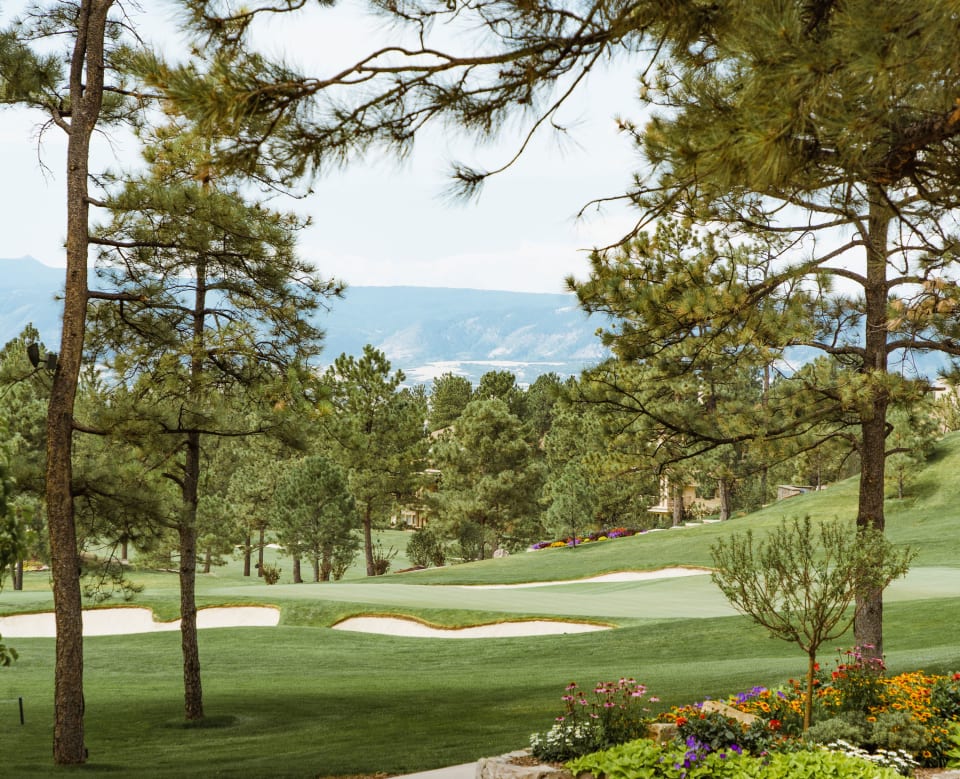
260;563;281;584
676;711;744;754
805;713;869;748
405;527;445;568
932;673;960;720
566;738;903;779
371;541;397;575
529;679;654;762
869;711;929;755
455;524;484;562
946;723;960;768
825;646;887;714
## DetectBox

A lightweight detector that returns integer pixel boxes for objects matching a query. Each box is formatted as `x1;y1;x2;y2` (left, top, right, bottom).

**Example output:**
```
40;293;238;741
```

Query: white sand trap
0;606;280;638
332;616;609;638
464;567;711;590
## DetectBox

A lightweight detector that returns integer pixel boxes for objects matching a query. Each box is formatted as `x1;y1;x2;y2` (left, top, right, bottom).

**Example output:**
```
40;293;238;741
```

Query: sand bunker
464;567;711;589
332;616;609;638
331;568;710;638
0;606;280;638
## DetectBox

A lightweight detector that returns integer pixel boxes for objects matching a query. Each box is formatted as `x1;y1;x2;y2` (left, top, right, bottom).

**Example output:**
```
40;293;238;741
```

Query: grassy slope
2;435;960;777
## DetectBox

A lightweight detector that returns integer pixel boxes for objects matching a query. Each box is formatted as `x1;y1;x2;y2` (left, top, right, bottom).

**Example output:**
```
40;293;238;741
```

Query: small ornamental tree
710;516;913;731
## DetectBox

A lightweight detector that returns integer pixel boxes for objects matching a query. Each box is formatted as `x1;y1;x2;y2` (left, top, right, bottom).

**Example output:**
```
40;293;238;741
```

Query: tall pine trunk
854;192;891;659
717;479;732;522
177;254;208;721
671;484;684;527
363;503;374;576
257;526;265;576
321;544;333;581
178;438;203;720
243;535;252;576
48;1;112;764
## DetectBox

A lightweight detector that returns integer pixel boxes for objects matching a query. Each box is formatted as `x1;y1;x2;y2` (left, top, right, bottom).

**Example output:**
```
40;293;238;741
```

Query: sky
0;2;645;294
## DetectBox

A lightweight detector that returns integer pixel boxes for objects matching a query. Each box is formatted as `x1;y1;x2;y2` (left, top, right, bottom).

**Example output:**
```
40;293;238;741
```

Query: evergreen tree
272;455;359;582
524;372;563;441
885;401;940;501
428;373;472;432
543;397;655;534
589;2;960;657
150;1;960;658
474;370;526;419
432;397;544;558
84;121;336;721
0;326;52;586
1;4;134;758
321;346;427;576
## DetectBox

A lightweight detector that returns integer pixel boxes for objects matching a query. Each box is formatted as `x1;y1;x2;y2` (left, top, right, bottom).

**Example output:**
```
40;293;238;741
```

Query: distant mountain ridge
0;256;607;385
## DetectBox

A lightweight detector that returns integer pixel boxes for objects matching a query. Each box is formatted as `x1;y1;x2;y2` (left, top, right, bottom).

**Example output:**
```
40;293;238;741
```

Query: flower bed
529;652;960;778
529;527;644;550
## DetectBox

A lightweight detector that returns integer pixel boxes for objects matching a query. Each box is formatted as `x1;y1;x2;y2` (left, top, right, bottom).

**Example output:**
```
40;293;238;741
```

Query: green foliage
272;454;359;582
804;715;869;749
674;708;791;757
885;402;940;500
432;398;544;558
322;345;428;575
371;541;397;576
946;723;960;768
567;737;902;779
931;674;960;720
529;679;654;762
429;372;472;432
259;563;281;585
711;516;913;728
869;711;929;755
405;527;446;568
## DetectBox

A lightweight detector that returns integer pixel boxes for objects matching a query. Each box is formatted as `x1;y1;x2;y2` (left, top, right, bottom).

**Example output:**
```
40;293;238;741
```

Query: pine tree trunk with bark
363;504;374;576
179;430;204;720
243;535;252;576
854;193;892;659
47;0;113;764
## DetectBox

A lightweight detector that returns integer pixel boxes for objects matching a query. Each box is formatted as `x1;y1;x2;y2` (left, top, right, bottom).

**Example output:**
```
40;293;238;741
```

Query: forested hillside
1;257;606;384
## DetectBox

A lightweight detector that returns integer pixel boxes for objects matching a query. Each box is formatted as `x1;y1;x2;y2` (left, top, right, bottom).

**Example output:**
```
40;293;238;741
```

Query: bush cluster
566;737;904;779
528;678;655;762
534;656;960;775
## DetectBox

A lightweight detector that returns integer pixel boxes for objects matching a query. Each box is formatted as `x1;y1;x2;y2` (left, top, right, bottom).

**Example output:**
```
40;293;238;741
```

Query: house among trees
776;485;818;501
648;477;721;523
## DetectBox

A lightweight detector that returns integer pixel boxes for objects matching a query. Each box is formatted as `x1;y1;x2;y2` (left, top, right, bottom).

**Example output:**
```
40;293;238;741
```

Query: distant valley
1;256;608;385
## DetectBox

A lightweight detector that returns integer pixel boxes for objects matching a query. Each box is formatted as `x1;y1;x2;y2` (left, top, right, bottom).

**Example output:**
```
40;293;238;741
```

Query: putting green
204;566;960;627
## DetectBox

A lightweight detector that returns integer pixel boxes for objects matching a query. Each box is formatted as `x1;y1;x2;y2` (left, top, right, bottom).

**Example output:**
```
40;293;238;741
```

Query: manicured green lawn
2;435;960;777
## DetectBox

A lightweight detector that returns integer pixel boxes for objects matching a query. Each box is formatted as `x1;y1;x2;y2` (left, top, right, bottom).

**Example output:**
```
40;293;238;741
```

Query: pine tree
1;3;128;759
428;373;472;432
321;346;427;576
149;1;960;658
432;397;544;558
272;455;359;582
84;120;336;720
